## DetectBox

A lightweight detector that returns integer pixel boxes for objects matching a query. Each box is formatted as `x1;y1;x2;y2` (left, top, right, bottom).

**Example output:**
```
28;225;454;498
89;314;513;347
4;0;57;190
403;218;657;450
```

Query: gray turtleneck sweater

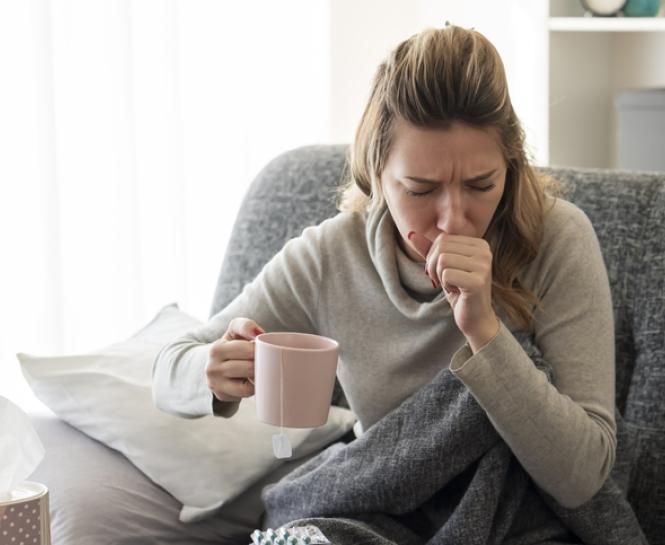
152;197;616;509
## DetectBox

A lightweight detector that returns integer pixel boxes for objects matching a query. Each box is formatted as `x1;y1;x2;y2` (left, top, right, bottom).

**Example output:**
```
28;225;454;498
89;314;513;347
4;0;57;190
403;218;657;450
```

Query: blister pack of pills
249;525;330;545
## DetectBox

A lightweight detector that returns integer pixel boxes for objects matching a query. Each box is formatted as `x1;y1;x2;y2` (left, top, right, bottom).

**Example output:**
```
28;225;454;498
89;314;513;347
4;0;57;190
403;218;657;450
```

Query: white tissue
0;396;45;501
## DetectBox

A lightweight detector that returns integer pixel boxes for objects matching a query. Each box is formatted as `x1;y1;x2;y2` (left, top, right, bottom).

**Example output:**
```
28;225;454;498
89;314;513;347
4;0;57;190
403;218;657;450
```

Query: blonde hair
337;25;561;332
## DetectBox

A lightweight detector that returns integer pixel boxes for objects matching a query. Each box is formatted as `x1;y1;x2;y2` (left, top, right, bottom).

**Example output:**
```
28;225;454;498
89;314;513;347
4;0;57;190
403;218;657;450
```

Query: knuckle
210;338;226;358
206;365;223;387
205;370;215;389
205;356;215;376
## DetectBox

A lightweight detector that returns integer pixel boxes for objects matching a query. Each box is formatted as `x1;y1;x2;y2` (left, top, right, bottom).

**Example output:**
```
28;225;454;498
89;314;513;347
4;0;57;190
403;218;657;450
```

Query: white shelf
550;16;665;32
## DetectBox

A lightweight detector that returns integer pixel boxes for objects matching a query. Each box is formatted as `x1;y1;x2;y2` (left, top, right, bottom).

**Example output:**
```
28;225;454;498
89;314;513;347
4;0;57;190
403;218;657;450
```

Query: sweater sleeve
448;202;617;509
152;224;324;418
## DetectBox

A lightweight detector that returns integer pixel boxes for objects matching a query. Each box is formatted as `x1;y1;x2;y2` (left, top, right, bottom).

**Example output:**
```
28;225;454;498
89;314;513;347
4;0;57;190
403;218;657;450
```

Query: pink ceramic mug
255;332;339;428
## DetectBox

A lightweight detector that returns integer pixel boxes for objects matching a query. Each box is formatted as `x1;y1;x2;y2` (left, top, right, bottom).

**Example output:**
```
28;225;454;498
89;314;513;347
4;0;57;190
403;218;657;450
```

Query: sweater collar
365;203;452;320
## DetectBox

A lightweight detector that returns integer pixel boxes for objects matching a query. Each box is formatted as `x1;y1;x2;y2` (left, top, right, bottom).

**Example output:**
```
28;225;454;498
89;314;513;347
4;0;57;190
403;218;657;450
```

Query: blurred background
2;0;664;412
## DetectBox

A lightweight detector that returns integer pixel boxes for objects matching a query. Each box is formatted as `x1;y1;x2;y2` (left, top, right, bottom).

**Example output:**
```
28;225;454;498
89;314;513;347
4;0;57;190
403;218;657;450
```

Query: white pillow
18;303;356;523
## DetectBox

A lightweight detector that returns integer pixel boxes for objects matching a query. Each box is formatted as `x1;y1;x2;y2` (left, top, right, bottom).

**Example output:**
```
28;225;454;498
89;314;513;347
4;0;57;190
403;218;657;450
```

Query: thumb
407;231;433;260
223;317;265;342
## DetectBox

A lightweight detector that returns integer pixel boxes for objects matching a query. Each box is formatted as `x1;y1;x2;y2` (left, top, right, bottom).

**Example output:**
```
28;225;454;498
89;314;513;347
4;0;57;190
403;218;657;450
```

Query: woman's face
380;118;507;262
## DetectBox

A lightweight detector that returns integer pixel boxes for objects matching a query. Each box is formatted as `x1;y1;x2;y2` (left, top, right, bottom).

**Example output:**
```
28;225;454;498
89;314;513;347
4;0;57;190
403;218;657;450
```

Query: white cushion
18;303;356;523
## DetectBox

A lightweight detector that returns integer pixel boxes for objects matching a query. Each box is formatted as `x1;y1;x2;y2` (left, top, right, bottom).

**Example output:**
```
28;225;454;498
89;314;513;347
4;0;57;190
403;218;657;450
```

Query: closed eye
404;188;435;197
471;184;495;192
404;184;495;197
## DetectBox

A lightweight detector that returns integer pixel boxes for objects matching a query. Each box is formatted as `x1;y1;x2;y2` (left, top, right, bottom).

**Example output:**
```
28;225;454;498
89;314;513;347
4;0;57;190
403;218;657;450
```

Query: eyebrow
404;169;497;185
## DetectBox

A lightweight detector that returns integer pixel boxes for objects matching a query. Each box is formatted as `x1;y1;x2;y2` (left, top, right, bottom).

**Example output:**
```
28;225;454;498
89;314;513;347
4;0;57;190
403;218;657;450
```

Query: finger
213;390;241;403
436;253;476;274
440;268;479;292
443;233;487;248
426;253;440;288
212;359;254;380
211;338;255;361
222;317;265;342
425;237;445;285
433;253;489;294
436;240;476;258
219;377;255;399
209;375;242;402
428;240;482;284
407;231;433;260
435;256;462;295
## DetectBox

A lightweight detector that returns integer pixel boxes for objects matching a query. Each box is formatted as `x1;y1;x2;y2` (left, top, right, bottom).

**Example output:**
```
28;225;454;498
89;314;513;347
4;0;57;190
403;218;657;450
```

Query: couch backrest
210;145;348;317
540;166;665;544
211;145;665;544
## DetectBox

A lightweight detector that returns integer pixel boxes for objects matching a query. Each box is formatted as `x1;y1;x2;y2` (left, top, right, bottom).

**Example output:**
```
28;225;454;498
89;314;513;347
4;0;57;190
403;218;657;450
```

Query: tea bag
272;350;292;458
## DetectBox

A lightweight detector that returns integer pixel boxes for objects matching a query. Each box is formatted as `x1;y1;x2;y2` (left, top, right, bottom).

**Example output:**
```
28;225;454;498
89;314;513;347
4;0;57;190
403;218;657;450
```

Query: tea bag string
271;345;292;458
280;348;285;435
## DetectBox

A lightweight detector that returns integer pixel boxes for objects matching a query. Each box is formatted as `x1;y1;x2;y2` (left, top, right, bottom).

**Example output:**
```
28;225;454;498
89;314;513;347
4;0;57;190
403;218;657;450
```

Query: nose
435;187;466;235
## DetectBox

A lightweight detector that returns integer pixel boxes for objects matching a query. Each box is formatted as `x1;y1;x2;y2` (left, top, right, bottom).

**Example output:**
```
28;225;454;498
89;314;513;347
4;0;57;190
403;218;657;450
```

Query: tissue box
0;481;51;545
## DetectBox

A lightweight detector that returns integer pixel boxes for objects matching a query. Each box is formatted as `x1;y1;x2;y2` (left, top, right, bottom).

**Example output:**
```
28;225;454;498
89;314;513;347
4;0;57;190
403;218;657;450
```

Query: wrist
466;313;500;354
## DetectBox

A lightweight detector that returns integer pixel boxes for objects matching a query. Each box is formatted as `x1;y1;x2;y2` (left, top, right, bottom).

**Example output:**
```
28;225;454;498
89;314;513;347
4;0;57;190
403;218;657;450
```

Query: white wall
549;32;614;168
328;0;420;144
0;0;333;413
328;0;549;164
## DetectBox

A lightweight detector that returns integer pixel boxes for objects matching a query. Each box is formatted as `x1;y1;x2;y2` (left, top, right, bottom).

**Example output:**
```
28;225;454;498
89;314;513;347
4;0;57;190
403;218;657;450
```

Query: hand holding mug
205;318;264;403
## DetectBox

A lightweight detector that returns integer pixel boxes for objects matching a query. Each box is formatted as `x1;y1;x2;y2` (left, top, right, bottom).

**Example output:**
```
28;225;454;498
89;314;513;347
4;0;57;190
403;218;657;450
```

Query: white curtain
0;0;331;412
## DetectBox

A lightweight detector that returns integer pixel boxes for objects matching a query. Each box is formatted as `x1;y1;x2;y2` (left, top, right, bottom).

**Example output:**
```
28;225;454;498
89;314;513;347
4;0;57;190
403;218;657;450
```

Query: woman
153;24;616;514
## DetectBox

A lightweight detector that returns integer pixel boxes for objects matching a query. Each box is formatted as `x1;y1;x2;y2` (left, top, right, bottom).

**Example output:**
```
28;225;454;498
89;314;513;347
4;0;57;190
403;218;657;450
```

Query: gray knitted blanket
262;332;648;545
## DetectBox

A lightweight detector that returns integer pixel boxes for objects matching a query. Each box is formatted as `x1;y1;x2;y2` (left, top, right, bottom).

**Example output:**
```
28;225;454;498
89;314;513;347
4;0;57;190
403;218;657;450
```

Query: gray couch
29;145;665;544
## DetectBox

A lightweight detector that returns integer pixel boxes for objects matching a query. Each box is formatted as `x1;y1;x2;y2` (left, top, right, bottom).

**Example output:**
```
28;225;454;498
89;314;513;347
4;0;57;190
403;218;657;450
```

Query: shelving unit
549;16;665;32
544;1;665;169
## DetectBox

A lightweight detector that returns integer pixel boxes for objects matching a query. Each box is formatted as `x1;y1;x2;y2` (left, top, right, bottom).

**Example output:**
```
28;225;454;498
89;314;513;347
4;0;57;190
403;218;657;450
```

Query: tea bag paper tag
272;432;292;459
